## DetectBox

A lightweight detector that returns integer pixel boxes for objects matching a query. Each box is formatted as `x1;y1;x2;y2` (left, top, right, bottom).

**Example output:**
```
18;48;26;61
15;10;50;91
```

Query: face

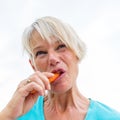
29;31;79;94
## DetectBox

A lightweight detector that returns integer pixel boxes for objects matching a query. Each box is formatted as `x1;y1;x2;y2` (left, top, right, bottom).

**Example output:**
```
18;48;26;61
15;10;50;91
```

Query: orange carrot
30;73;60;94
30;89;36;94
49;73;60;83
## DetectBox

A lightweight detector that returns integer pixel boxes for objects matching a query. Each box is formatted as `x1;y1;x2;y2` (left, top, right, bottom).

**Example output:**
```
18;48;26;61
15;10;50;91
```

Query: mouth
52;68;65;77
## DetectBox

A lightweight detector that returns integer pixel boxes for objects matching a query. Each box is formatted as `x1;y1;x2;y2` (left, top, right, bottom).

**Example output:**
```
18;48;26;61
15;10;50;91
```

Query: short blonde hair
22;16;86;61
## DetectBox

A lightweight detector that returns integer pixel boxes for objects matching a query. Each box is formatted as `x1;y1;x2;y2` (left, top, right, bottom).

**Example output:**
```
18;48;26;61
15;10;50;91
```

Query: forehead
29;30;61;50
30;30;43;47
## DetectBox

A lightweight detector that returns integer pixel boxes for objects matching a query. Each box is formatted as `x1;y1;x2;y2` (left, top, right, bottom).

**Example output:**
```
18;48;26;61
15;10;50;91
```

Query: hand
1;71;54;119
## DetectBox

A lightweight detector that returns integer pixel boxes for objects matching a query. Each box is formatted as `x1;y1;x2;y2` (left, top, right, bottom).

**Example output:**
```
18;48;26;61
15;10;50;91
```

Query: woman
0;16;120;120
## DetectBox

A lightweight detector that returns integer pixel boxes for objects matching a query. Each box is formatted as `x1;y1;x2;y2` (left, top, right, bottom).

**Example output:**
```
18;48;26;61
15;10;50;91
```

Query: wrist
0;108;16;120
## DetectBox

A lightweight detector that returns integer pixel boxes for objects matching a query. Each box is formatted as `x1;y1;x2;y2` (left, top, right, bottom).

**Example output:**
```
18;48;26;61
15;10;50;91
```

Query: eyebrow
32;45;44;52
32;40;62;52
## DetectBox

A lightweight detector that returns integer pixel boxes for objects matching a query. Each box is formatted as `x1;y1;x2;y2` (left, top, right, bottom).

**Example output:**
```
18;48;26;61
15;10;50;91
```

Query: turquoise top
17;96;120;120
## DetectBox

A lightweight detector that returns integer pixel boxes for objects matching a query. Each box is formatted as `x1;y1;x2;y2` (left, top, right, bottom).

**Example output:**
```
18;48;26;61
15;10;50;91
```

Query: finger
28;75;45;91
40;72;55;89
17;78;45;96
23;82;45;96
36;72;54;90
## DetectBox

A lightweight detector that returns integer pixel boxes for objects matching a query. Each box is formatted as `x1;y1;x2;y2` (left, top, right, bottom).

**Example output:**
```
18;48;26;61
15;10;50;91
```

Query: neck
45;86;89;113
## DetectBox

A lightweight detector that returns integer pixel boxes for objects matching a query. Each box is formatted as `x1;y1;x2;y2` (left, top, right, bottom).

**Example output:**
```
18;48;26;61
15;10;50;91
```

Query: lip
51;68;66;84
51;68;65;74
51;72;65;85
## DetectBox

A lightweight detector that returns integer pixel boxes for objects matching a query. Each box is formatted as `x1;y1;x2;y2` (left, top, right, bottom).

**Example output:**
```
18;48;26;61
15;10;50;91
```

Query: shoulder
17;96;44;120
85;99;120;120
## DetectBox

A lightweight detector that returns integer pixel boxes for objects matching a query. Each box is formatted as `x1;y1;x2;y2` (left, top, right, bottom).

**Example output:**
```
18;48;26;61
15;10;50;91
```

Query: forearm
0;109;15;120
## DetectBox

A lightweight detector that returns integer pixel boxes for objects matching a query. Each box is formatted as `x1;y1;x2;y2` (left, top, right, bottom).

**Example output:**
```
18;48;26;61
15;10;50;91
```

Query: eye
56;44;66;51
35;51;47;57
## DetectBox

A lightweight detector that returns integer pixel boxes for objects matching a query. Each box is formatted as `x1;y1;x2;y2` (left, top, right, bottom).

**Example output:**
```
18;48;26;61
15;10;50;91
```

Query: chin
50;85;72;95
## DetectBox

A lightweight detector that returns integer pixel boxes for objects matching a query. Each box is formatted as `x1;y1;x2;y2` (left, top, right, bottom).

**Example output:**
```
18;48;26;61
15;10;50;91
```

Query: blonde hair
22;16;86;61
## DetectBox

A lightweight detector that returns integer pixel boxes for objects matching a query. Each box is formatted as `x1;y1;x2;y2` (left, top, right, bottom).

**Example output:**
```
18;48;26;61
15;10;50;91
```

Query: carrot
30;73;60;94
49;73;60;83
30;89;36;94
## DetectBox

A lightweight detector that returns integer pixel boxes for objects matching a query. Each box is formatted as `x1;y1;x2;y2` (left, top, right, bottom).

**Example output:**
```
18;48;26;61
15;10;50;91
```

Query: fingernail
41;91;44;96
48;84;51;90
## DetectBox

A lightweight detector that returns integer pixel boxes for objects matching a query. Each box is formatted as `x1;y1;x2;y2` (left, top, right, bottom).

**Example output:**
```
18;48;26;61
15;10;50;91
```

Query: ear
29;59;36;71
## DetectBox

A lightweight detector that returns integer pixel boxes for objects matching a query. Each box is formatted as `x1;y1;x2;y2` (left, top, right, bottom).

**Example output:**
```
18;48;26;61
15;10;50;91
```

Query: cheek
63;51;78;66
68;63;78;80
34;58;48;71
64;52;79;79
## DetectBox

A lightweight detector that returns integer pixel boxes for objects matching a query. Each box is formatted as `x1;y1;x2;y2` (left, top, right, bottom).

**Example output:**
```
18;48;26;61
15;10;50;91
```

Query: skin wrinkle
45;86;89;112
0;17;95;120
44;81;89;119
27;21;89;119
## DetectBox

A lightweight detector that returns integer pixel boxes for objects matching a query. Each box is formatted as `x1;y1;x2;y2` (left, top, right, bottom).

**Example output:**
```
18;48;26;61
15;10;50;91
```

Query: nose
48;51;60;67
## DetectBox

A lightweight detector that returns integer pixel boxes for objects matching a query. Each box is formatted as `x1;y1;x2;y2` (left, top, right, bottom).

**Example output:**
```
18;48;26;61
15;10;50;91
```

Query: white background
0;0;120;111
